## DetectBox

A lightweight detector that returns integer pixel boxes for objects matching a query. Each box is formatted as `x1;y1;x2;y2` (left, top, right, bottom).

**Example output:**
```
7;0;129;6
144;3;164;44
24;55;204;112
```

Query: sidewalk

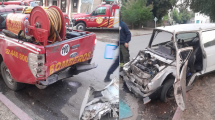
0;93;32;120
130;29;153;37
71;27;153;43
0;101;19;120
173;72;215;120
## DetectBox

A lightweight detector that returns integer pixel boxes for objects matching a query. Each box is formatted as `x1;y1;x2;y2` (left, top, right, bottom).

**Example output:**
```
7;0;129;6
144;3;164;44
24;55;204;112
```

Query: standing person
120;20;131;69
104;35;119;82
104;53;119;82
104;14;131;82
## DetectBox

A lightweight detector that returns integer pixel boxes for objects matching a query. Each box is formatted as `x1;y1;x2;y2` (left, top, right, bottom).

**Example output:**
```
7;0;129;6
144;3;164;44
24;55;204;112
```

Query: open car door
174;47;193;111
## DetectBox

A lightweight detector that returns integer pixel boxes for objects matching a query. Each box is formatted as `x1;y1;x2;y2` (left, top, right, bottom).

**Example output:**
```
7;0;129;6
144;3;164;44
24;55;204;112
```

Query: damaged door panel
174;47;193;111
79;77;119;120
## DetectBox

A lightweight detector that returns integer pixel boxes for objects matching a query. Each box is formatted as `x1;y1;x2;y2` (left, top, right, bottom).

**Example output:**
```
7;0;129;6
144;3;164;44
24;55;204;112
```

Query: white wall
195;13;210;24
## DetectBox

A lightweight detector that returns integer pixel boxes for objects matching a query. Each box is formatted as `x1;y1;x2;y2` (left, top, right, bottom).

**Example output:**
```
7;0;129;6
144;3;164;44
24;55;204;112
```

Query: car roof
156;24;215;33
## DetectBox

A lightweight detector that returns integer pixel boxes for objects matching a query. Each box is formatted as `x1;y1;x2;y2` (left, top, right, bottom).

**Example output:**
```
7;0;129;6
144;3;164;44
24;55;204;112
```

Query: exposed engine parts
124;50;167;87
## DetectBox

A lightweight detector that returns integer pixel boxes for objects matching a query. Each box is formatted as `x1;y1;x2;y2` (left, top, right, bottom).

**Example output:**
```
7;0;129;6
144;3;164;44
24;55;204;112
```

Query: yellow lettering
82;53;88;62
77;55;83;63
55;62;61;71
5;49;10;54
87;52;91;60
24;56;28;62
10;50;14;56
61;60;69;69
73;56;79;64
68;58;74;66
19;54;24;60
15;51;18;58
50;64;55;75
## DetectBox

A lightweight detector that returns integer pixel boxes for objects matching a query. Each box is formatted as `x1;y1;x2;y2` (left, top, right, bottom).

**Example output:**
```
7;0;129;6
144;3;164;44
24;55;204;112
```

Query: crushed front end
122;50;176;103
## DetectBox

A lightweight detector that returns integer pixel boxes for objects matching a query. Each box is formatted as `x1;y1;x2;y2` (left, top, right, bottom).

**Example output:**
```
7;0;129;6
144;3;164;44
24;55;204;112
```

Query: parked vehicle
0;0;40;6
0;5;24;32
0;5;97;90
121;24;215;111
72;2;119;31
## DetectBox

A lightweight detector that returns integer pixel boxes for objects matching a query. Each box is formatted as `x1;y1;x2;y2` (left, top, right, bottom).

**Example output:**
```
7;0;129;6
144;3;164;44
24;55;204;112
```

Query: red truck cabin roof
0;5;23;12
99;4;119;8
0;1;23;5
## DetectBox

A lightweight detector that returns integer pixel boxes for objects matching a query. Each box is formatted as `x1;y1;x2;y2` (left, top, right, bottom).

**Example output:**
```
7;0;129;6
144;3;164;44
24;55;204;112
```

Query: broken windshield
148;30;175;60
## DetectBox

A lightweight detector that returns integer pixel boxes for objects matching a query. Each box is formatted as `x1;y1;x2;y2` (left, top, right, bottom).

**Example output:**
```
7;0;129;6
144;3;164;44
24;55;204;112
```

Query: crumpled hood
72;13;89;18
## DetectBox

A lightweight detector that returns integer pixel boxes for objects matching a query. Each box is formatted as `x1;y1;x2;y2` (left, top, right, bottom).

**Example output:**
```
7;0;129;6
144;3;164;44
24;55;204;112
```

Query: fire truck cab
0;0;40;6
72;2;119;31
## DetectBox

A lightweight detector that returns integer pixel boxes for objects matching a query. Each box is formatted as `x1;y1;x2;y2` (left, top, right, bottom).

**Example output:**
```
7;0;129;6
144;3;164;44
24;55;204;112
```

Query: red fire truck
0;5;97;90
72;2;119;31
0;0;40;6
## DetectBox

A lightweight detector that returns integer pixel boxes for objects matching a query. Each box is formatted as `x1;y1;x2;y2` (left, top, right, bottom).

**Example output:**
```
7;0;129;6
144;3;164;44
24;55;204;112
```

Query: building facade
194;13;210;24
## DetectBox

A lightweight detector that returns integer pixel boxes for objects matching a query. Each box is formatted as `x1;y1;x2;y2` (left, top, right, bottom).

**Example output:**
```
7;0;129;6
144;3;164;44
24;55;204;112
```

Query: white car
122;24;215;111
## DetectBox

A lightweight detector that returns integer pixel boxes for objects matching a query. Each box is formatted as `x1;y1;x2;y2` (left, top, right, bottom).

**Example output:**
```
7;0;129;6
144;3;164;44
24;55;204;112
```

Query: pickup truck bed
0;30;97;88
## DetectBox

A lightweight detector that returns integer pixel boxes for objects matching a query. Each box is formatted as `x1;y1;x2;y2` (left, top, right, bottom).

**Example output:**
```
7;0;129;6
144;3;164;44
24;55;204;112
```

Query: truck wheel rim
78;25;83;30
4;67;14;85
167;86;174;98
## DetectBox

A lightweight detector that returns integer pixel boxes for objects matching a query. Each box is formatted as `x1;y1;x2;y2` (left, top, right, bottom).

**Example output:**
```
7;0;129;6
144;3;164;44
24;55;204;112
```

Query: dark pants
107;55;119;74
120;44;130;64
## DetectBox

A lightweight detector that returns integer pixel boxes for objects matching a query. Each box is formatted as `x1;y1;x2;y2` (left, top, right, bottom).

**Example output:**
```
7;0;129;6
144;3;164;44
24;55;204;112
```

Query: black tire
160;79;174;102
1;61;25;91
76;22;86;31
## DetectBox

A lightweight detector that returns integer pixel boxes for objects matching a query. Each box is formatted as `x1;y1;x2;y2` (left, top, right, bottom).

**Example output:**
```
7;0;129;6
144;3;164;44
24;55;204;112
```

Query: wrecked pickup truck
0;6;97;90
121;24;215;111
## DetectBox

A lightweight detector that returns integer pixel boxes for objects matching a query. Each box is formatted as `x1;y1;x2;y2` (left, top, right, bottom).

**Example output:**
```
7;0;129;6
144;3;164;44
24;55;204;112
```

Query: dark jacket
120;21;131;44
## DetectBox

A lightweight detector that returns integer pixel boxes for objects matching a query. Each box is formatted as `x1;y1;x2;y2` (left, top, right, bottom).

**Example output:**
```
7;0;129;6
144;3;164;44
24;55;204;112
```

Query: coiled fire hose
23;7;62;43
45;8;62;43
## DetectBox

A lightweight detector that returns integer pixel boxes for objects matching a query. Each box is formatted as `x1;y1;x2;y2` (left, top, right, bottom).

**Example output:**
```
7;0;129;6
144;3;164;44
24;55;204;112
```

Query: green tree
121;0;153;29
163;14;169;21
147;0;178;22
179;9;191;23
178;0;215;21
172;8;181;23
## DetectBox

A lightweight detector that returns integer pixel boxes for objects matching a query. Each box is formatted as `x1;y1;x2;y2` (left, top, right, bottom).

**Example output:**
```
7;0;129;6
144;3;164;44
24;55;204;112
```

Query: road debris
79;77;119;120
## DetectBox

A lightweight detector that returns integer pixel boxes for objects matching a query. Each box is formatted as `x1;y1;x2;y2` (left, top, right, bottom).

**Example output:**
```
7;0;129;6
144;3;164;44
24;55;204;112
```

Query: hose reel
28;6;66;46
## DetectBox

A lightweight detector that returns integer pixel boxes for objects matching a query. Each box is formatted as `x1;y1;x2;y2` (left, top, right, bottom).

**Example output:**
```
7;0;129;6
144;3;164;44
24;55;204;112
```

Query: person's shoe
104;74;111;82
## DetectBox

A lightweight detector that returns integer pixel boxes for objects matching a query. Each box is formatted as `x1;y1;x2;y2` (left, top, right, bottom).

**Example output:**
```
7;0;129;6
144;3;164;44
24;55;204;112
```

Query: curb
0;93;33;120
172;107;183;120
97;37;118;43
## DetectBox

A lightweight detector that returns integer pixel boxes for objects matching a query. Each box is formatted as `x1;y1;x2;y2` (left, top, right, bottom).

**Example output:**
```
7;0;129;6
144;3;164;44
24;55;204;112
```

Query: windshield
176;32;198;49
148;30;199;60
0;14;7;29
149;30;175;60
30;1;39;7
151;31;172;46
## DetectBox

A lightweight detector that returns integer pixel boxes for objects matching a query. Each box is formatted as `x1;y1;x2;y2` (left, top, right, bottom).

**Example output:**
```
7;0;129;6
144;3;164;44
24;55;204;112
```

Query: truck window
202;30;215;48
177;33;197;41
95;7;106;15
0;14;7;29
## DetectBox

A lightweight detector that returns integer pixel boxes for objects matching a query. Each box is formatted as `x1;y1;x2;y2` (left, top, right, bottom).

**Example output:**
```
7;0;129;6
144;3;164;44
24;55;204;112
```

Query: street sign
154;17;158;28
154;17;158;22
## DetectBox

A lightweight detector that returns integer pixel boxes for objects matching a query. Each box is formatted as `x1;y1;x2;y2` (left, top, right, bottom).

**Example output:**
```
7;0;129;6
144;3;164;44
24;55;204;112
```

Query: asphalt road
120;33;177;120
0;41;119;120
129;32;172;59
